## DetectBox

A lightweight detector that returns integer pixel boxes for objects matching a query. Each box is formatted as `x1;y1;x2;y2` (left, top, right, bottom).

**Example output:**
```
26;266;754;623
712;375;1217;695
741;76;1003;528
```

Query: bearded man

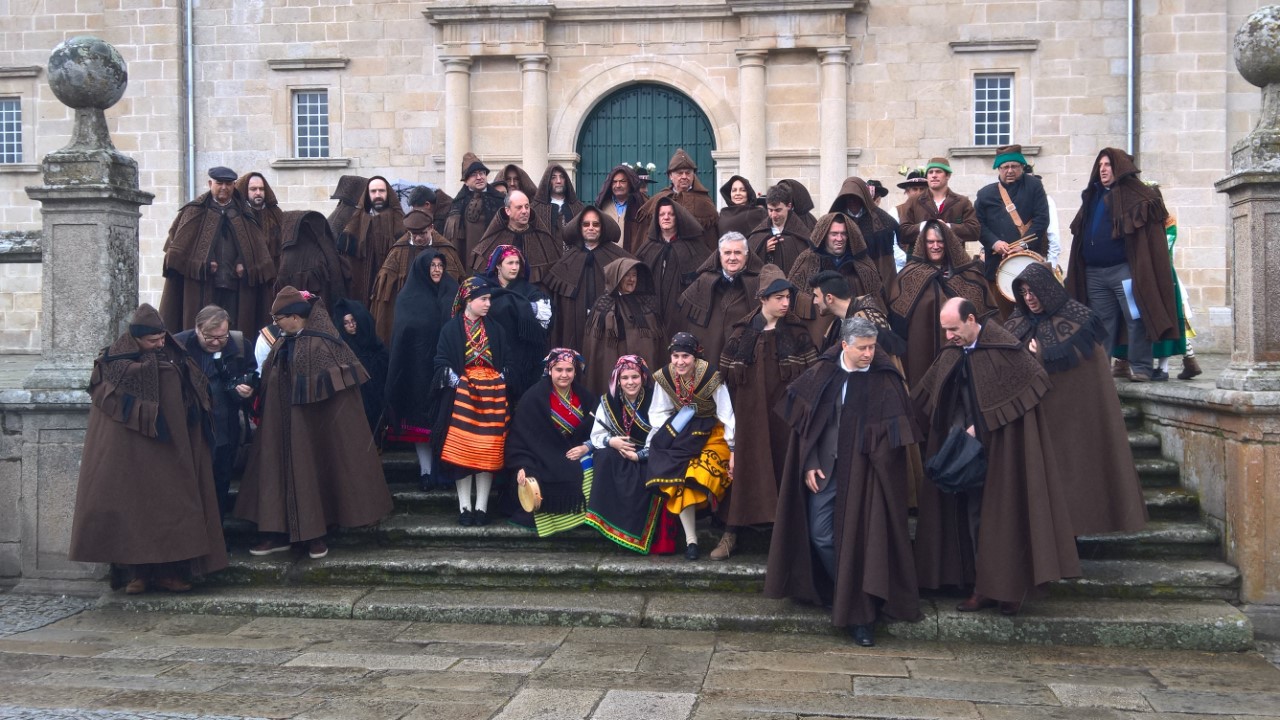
535;164;586;243
237;172;283;267
160;166;276;337
597;164;650;253
336;175;405;305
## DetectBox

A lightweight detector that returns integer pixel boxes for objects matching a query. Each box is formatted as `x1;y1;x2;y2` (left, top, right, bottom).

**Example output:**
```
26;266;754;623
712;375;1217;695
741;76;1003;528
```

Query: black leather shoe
849;624;875;647
684;542;699;560
459;510;474;527
1151;368;1169;382
473;510;489;526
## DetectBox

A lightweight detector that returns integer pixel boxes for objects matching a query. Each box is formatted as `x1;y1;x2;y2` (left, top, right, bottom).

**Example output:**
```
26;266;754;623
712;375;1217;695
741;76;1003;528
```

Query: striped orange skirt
440;366;508;472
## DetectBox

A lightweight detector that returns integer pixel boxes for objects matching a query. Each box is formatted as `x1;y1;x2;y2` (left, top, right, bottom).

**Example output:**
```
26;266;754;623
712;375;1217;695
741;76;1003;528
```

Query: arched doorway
575;83;717;203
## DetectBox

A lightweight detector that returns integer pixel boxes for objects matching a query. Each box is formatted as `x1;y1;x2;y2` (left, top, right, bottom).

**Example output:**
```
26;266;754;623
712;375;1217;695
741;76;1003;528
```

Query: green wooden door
576;83;717;204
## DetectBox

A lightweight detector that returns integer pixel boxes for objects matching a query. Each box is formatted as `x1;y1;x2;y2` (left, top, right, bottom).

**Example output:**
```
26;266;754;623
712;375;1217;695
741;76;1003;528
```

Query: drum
996;250;1049;301
518;476;543;512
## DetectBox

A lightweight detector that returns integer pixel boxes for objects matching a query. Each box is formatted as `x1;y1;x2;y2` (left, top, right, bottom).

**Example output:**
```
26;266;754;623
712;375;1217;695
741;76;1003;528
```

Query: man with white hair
674;231;764;368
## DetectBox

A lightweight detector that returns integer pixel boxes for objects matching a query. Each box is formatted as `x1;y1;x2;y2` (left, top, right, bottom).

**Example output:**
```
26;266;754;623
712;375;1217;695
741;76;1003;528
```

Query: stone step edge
95;587;1253;652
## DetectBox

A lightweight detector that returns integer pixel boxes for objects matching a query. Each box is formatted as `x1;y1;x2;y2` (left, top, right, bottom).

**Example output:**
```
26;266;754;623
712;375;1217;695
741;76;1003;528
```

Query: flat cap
208;166;237;182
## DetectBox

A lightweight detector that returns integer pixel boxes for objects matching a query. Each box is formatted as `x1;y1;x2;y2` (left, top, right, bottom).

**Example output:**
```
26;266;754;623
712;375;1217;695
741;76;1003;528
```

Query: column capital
818;46;849;63
517;54;551;71
735;49;768;66
440;56;473;72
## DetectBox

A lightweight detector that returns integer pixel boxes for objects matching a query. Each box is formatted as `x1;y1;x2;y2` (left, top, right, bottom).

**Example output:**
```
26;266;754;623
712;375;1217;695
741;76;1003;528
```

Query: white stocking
678;507;698;545
415;444;433;476
455;476;473;513
474;472;493;512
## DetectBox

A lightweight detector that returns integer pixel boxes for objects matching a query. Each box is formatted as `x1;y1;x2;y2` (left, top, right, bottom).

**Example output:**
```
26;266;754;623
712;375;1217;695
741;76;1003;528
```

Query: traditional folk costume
235;288;393;548
483;245;553;401
443;154;505;262
975;145;1051;316
896;158;981;252
777;179;819;231
336;175;406;306
432;277;511;524
585;356;662;553
765;346;923;631
716;175;766;238
635;197;708;340
386;250;460;486
888;220;999;389
829;177;900;284
236;172;283;268
674;247;764;371
595;164;650;254
545;208;635;352
332;298;389;440
507;350;597;537
746;209;812;276
69;304;227;592
326;175;368;243
583;257;664;396
635;149;721;252
534;163;587;244
1112;212;1200;379
276;210;347;306
370;208;464;345
911;321;1081;608
788;212;886;349
1004;263;1148;536
646;333;736;559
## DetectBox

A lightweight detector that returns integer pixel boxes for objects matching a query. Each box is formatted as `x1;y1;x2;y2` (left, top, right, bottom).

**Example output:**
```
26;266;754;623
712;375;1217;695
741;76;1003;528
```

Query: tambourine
518;476;543;512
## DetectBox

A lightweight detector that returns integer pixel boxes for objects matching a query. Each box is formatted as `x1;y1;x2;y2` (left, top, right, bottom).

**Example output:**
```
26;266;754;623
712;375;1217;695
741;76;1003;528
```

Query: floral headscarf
451;275;494;318
668;332;703;358
484;244;528;280
542;347;586;375
609;354;651;398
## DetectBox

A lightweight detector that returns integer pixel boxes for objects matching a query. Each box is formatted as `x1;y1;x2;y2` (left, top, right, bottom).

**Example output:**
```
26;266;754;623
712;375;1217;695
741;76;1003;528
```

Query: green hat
992;145;1028;169
925;157;952;174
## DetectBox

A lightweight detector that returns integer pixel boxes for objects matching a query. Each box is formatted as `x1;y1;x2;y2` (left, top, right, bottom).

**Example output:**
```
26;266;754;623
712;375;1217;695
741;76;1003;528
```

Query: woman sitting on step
509;348;597;537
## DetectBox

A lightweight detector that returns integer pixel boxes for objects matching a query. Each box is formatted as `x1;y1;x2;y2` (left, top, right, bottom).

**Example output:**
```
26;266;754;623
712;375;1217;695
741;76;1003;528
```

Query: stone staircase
100;402;1253;651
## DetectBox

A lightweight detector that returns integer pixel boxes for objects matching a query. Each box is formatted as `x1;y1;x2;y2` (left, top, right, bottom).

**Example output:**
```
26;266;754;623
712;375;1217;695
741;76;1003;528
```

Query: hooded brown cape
337;175;406;304
371;224;463;345
470;205;562;285
1065;148;1178;341
778;178;819;230
545;208;634;351
275;210;347;307
444;182;505;262
788;212;886;348
718;308;817;527
583;257;664;395
327;175;368;241
595;164;650;253
69;306;228;578
235;299;393;541
636;176;720;251
897;187;981;251
911;321;1080;603
888;221;999;388
1003;263;1147;535
829;177;900;283
635;198;712;340
534;163;587;243
717;175;767;238
746;209;811;276
764;347;922;626
159;191;276;337
236;172;283;266
675;246;764;369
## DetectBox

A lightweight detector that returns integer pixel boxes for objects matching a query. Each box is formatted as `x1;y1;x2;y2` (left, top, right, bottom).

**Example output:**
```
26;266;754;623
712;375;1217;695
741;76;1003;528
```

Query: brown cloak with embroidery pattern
236;172;283;267
788;212;886;348
674;247;764;370
746;209;812;276
545;208;635;352
583;257;665;396
336;175;406;305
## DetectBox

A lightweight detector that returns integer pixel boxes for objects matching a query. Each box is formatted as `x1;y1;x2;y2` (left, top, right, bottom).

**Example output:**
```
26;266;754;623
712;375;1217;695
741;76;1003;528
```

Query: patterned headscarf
542;347;586;375
609;354;651;398
452;275;494;318
668;331;703;358
484;244;528;280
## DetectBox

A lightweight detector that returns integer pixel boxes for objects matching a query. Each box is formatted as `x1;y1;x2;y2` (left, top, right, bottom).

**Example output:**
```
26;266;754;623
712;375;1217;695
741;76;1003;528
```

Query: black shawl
332;298;389;433
386;249;459;427
507;376;597;514
1003;262;1106;375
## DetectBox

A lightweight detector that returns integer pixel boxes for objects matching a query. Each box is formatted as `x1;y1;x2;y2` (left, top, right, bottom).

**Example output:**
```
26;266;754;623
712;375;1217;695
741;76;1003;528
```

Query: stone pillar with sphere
0;36;152;588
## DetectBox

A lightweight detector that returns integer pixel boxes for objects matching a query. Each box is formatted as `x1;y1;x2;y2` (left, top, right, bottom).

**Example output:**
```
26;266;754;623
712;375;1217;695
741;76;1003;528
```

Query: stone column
9;37;153;587
442;56;473;184
737;50;767;188
519;54;550;175
818;47;849;211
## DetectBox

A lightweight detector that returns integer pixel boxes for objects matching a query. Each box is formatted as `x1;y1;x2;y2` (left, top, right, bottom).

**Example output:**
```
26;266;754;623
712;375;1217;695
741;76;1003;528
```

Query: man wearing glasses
973;145;1050;317
174;304;257;517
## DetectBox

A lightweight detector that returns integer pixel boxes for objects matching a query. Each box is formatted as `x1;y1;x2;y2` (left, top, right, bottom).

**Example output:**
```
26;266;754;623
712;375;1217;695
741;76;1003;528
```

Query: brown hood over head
235;172;277;207
912;219;971;269
1089;147;1144;187
501;164;539;198
330;175;368;206
536;163;580;205
358;175;397;212
604;256;654;295
828;176;877;214
719;175;759;207
810;211;868;255
646;197;705;243
667;148;697;173
777;179;815;216
563;206;621;246
596;164;647;207
1011;261;1070;317
128;303;166;336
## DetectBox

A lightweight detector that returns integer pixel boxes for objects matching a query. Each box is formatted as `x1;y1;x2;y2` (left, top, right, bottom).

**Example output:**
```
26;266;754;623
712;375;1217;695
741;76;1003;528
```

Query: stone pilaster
736;50;767;189
818;47;849;211
518;54;550;175
442;56;473;184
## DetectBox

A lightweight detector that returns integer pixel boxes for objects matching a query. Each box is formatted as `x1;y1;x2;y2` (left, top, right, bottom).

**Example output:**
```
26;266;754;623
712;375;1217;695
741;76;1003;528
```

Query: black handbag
925;425;987;493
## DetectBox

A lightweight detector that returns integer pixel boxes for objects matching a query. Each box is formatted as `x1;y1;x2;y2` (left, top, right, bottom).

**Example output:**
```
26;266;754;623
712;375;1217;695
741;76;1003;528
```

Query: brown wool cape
276;210;348;306
1065;148;1179;342
545;208;634;352
897;187;981;250
778;179;819;231
337;175;406;304
888;220;999;389
635;199;711;340
636;173;721;251
371;224;463;345
235;298;393;542
327;175;368;243
746;209;812;276
470;205;563;285
534;163;587;241
911;321;1081;603
1003;263;1148;536
443;156;506;262
716;175;767;238
764;347;922;627
719;306;817;527
69;307;228;577
159;191;276;336
828;177;900;283
236;173;283;265
675;248;764;371
583;257;665;396
788;212;886;349
594;164;650;254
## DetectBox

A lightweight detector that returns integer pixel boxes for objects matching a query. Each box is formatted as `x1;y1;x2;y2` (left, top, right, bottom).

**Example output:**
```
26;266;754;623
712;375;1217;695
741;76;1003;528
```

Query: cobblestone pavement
0;595;1279;719
0;594;96;637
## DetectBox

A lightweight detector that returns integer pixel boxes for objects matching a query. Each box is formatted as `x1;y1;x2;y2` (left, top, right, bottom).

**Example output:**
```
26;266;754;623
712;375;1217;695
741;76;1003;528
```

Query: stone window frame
0;67;40;174
973;72;1014;147
947;39;1037;158
270;78;350;170
292;88;331;159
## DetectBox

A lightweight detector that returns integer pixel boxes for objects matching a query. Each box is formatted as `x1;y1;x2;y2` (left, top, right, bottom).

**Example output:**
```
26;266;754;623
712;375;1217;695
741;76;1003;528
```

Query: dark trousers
213;443;236;517
1086;262;1152;376
808;476;837;580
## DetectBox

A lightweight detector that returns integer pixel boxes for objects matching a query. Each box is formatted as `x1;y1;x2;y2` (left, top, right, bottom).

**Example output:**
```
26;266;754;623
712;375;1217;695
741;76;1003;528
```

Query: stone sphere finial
1235;6;1280;89
47;36;128;110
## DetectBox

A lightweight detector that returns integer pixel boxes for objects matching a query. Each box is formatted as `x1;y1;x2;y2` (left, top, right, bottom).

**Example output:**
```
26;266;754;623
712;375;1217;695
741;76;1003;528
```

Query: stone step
1122;403;1141;430
1128;429;1163;459
1144;486;1200;520
1076;520;1221;560
94;585;1253;652
1137;456;1181;487
206;545;1239;601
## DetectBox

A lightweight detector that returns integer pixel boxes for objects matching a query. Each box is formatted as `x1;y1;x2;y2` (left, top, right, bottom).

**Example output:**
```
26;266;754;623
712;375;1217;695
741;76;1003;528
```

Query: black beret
208;166;237;182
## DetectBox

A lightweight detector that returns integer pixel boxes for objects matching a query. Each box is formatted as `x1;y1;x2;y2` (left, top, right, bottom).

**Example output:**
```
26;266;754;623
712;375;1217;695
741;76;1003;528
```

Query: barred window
973;74;1013;147
0;97;22;164
293;90;329;159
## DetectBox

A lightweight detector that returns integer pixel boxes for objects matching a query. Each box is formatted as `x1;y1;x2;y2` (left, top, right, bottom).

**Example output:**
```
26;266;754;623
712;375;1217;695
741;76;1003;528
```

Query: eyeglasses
582;221;601;228
1017;287;1035;297
998;163;1023;172
199;330;229;342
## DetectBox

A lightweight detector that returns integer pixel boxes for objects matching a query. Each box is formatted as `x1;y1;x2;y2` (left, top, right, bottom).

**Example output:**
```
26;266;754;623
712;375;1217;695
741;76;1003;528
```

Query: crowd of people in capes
70;144;1190;647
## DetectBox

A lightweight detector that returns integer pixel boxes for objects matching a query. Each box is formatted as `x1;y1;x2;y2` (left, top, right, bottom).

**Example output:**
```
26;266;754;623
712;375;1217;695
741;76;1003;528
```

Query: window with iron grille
973;74;1013;147
0;97;22;164
293;90;329;159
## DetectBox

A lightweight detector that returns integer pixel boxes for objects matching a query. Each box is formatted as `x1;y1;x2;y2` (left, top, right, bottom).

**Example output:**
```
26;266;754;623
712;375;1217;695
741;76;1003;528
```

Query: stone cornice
0;66;42;79
727;0;869;15
270;157;352;169
950;145;1041;158
950;39;1040;53
267;58;350;71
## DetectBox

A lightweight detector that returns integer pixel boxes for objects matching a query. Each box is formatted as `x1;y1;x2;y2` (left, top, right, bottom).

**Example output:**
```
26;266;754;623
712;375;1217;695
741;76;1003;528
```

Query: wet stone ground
1;593;1280;719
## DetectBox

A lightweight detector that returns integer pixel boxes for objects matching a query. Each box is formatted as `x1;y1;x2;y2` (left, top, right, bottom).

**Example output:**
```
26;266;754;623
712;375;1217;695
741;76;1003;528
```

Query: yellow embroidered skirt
645;420;731;514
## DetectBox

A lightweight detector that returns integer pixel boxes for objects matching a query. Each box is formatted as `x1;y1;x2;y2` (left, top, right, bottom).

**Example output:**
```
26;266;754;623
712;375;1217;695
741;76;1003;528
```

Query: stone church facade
0;0;1263;352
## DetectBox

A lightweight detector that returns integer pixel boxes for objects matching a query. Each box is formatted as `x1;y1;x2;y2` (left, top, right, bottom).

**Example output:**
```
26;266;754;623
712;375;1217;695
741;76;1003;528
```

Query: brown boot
1177;356;1203;380
709;530;737;561
1112;359;1130;378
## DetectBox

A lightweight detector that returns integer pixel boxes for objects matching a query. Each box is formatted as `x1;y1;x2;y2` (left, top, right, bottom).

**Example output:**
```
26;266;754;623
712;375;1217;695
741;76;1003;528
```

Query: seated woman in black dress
584;355;662;553
508;348;596;537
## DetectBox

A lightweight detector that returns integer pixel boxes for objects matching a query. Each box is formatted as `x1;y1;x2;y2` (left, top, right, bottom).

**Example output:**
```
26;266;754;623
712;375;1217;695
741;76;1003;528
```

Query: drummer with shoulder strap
973;145;1051;318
